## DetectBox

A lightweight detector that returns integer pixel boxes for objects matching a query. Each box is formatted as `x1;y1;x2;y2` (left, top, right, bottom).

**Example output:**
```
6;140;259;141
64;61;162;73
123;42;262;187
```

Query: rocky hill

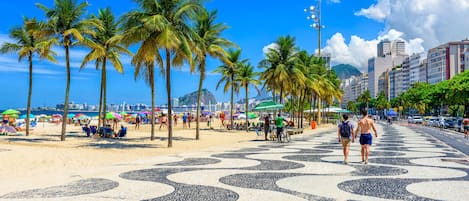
332;64;361;79
178;89;217;106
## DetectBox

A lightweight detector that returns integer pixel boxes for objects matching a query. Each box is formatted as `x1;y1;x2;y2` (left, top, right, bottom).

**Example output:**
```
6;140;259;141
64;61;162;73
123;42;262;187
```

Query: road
1;123;468;201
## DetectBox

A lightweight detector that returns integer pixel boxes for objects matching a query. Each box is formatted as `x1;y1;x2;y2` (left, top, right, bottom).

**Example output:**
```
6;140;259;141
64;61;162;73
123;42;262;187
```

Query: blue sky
1;0;466;109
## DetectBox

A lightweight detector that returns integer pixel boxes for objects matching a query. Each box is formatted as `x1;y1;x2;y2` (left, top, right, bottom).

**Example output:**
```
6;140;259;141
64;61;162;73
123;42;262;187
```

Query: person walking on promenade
275;114;288;142
263;114;271;140
355;109;378;164
463;114;469;139
338;114;354;164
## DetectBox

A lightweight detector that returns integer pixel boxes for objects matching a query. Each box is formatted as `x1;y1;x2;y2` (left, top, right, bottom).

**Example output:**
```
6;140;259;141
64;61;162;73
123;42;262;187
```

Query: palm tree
0;18;56;136
259;36;299;105
36;0;102;141
214;49;243;129
193;9;234;140
121;0;201;147
81;8;131;128
236;62;260;132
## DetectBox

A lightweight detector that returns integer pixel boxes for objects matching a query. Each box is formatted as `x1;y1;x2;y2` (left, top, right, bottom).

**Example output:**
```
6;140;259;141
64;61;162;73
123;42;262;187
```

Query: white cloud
355;0;391;22
321;29;424;72
262;43;279;55
329;0;341;3
357;0;469;48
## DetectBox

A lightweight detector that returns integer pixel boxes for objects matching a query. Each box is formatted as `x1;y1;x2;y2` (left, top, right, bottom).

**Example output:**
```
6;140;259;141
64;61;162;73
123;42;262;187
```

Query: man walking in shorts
338;114;354;164
355;109;378;164
463;114;469;139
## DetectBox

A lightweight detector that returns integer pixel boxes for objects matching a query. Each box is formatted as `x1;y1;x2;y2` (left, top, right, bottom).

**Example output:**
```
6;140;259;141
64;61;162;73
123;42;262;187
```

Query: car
428;118;438;127
412;116;423;124
443;118;457;129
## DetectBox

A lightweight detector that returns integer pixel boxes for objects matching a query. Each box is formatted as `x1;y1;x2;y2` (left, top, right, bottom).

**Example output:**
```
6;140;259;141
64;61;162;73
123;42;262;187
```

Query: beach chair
82;126;91;137
90;126;97;135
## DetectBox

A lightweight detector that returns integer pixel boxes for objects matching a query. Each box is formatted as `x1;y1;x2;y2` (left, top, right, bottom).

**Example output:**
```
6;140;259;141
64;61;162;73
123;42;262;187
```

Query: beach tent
20;114;35;119
304;106;344;113
252;101;284;111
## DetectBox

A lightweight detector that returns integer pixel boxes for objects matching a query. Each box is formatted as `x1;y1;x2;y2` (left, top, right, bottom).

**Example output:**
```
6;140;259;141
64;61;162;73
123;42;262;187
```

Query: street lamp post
305;0;326;125
305;0;325;57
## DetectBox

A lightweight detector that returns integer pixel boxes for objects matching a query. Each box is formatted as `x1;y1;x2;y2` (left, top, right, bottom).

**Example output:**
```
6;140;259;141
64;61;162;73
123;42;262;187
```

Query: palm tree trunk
102;58;107;128
61;45;71;141
317;97;322;125
309;93;313;125
150;63;155;141
165;49;173;147
26;53;33;136
98;61;104;128
245;85;249;132
195;60;205;140
230;74;234;130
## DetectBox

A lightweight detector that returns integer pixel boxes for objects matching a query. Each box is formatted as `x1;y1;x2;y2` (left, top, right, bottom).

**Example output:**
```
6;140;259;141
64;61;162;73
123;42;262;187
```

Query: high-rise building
171;98;179;107
340;74;368;107
401;56;411;91
409;53;426;86
392;40;406;56
377;39;392;57
368;40;407;97
427;39;469;84
389;67;403;100
419;59;428;83
377;69;390;100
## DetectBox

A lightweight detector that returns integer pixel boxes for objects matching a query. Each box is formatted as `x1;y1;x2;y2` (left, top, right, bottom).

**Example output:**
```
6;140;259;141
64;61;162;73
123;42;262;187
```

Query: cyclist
275;113;288;142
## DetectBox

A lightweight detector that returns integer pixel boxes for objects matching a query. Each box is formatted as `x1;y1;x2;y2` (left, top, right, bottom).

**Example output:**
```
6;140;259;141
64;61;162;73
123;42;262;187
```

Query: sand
0;119;333;195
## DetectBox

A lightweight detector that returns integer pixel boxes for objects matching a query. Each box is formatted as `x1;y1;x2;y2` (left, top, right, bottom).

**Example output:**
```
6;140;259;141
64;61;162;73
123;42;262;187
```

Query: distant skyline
1;0;468;109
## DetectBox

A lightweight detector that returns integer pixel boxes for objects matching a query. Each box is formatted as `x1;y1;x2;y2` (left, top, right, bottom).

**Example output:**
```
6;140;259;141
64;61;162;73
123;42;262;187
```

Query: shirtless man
355;109;378;164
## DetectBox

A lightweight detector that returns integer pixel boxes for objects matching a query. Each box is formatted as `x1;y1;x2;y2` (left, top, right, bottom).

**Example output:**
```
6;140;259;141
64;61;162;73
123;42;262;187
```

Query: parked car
443;118;457;129
412;116;423;124
428;118;439;127
455;117;464;133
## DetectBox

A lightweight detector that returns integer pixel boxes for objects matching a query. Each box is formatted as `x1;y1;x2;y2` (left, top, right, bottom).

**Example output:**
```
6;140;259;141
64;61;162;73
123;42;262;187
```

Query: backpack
339;121;351;138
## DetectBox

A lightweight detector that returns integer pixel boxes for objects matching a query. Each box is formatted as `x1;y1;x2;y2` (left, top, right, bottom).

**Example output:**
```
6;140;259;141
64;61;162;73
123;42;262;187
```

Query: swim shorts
360;133;372;145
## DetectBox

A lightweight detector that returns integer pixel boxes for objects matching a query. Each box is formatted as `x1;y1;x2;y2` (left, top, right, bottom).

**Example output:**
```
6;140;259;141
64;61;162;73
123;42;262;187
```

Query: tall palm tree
121;0;201;147
259;35;300;105
193;9;234;140
0;18;56;136
36;0;102;141
214;49;243;129
81;8;131;128
236;62;260;132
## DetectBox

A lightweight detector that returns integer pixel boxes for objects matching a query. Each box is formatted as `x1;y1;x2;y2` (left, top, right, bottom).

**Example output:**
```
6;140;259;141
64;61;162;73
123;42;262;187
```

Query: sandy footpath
0;120;334;195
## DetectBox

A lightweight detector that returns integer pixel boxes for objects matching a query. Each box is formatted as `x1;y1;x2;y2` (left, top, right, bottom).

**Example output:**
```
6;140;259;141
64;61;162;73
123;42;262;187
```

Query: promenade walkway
1;123;468;200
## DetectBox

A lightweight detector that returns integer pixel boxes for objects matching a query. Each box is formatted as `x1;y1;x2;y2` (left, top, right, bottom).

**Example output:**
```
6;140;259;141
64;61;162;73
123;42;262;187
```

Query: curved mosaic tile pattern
0;178;118;199
338;178;432;200
155;158;221;166
2;123;468;200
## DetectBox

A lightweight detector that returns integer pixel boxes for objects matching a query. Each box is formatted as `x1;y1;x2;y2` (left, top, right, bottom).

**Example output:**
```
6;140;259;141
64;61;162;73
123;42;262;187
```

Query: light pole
305;0;326;125
305;0;325;57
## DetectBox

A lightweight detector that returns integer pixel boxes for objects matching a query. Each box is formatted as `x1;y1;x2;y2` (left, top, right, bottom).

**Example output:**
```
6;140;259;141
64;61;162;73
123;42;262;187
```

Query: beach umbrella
119;111;128;116
252;101;284;111
52;114;62;118
2;109;20;115
78;115;89;120
105;112;122;120
20;114;35;119
74;113;85;118
67;113;76;118
386;110;398;116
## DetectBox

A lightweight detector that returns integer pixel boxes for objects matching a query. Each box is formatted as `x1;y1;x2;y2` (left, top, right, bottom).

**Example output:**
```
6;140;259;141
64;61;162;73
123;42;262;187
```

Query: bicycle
275;127;290;143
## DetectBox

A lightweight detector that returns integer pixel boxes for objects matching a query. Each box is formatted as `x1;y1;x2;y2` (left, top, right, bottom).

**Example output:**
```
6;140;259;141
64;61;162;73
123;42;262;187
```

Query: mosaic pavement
1;123;469;201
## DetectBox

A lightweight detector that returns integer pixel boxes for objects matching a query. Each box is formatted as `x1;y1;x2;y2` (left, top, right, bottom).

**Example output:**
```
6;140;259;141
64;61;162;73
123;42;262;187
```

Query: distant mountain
178;89;217;106
332;64;361;79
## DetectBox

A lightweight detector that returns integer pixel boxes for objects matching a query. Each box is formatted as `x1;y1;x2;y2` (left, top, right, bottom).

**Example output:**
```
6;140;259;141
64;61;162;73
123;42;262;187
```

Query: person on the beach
220;112;225;127
275;114;288;142
159;114;168;130
463;114;469;139
263;114;271;140
188;113;192;128
355;109;378;164
338;114;354;164
182;113;187;128
173;114;178;126
135;115;141;129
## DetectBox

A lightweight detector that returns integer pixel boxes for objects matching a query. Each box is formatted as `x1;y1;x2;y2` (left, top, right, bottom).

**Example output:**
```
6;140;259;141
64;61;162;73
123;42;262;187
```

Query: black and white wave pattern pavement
1;123;468;201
